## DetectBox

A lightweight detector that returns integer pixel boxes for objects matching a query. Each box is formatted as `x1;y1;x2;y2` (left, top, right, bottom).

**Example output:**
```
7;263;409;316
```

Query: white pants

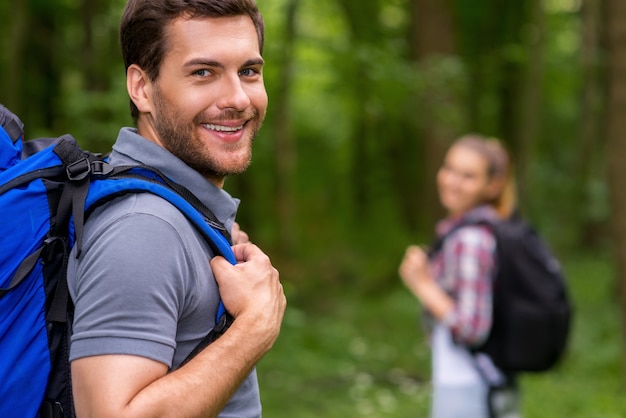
430;325;521;418
431;384;489;418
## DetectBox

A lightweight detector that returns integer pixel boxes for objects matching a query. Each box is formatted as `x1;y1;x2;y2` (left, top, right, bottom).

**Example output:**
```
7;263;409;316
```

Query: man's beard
151;88;261;179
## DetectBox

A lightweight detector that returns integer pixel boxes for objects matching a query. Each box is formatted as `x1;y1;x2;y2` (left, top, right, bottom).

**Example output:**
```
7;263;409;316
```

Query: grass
257;254;626;417
521;255;624;417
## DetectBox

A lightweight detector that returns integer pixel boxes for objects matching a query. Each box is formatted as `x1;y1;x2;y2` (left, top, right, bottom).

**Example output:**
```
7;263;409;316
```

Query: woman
398;134;520;418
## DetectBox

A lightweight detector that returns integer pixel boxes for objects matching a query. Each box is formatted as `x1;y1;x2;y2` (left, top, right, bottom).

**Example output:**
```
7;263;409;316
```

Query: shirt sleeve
441;225;496;345
69;210;193;367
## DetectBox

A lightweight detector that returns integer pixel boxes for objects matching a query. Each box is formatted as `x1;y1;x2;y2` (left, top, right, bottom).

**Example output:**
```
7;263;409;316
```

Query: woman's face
436;144;494;217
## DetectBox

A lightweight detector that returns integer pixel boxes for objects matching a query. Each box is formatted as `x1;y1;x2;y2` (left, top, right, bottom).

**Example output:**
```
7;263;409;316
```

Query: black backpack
430;214;572;373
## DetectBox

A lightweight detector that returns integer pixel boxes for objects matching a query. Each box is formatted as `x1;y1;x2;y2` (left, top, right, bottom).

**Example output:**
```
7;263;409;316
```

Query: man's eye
194;69;211;77
240;68;260;77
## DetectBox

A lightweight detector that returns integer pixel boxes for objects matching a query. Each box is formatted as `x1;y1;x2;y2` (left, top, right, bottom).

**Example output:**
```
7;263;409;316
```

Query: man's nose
216;75;251;111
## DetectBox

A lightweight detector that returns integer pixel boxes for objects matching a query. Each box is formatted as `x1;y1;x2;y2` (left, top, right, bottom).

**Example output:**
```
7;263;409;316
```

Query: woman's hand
399;245;455;321
398;245;431;293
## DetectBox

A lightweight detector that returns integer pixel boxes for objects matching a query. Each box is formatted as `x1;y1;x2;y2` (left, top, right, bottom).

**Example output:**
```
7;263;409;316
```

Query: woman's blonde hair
453;134;517;219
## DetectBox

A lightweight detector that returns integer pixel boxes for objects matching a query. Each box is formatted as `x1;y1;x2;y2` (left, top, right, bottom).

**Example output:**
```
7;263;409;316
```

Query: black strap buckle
65;157;91;181
40;400;64;418
91;160;114;176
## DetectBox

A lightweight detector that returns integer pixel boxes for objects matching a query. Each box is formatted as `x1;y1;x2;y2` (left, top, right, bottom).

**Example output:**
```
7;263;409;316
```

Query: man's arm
72;243;286;418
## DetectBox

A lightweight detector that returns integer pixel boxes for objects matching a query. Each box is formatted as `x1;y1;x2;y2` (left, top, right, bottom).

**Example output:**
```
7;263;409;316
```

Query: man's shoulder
89;192;190;226
81;192;209;257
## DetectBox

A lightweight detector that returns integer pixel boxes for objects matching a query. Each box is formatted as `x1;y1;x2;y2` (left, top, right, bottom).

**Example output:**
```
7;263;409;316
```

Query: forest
1;0;625;415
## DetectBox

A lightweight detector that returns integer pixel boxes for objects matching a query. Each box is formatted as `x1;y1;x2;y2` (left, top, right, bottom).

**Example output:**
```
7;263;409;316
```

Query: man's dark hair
120;0;265;121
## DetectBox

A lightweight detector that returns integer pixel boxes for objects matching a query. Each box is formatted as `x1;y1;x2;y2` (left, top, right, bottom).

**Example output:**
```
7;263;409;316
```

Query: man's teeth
203;124;243;132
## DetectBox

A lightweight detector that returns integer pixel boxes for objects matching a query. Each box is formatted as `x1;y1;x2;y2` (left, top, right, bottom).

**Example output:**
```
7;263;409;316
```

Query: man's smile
202;123;245;132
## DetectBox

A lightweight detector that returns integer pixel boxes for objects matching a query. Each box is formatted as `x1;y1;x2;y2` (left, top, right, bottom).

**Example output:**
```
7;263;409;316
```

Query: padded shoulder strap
428;217;497;259
85;170;236;320
85;173;235;263
85;171;236;358
105;165;233;243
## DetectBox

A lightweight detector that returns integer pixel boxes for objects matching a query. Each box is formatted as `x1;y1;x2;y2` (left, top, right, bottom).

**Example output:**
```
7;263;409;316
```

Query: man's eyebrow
184;58;223;68
244;58;265;67
183;57;265;68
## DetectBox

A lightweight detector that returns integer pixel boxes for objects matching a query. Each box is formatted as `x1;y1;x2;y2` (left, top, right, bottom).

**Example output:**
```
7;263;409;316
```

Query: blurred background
1;0;625;416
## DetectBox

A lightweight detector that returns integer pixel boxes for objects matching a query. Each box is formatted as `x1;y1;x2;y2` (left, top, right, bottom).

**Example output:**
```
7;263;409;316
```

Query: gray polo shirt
67;128;261;417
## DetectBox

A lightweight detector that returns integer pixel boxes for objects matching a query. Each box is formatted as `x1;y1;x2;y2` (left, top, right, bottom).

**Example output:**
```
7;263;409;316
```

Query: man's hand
231;221;249;245
210;243;286;350
73;243;286;418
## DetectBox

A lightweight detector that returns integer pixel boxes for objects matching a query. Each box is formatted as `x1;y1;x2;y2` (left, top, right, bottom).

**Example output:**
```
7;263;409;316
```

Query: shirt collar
108;127;240;231
436;205;499;237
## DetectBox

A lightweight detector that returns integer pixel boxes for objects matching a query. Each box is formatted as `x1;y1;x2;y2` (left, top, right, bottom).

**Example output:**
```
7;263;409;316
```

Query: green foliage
258;255;625;417
59;72;132;153
0;0;622;394
522;254;624;416
0;0;623;411
258;288;431;417
1;0;607;260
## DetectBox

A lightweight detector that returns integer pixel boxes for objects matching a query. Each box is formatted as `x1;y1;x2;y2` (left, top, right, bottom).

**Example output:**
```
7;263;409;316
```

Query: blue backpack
0;104;235;417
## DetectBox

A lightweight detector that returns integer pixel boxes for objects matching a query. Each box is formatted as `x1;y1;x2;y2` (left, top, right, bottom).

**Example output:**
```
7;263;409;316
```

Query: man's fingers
231;222;250;245
236;230;249;245
209;243;283;322
210;254;227;268
230;243;266;263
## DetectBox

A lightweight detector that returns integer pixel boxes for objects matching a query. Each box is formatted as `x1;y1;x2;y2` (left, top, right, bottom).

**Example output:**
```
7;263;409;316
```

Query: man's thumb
210;255;229;272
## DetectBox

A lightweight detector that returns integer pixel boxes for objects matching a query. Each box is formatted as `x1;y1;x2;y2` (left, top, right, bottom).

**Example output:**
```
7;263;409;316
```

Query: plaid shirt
430;206;498;346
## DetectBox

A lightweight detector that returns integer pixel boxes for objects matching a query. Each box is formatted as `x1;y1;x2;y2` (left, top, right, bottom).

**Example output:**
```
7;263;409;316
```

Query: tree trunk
335;0;382;221
408;0;460;231
516;0;545;203
495;1;528;151
4;0;28;116
81;0;97;91
273;0;298;256
605;0;626;379
577;0;606;246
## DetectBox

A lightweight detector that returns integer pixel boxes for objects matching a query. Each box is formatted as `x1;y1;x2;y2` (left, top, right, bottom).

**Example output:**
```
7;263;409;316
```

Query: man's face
138;15;268;185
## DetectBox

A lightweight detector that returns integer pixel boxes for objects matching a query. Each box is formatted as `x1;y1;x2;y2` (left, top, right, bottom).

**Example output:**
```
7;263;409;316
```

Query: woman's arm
399;245;455;321
399;226;496;344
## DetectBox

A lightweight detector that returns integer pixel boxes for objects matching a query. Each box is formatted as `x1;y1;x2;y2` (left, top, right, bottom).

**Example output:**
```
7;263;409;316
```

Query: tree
272;0;299;256
335;0;384;221
515;0;545;202
407;0;462;231
576;0;607;246
605;0;626;378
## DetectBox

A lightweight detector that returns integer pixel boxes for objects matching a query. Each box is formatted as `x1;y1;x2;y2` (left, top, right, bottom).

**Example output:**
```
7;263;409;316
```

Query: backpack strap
46;138;105;324
180;310;233;367
103;165;233;244
52;139;93;254
0;247;44;297
428;216;496;259
84;166;237;362
0;104;24;143
0;137;98;303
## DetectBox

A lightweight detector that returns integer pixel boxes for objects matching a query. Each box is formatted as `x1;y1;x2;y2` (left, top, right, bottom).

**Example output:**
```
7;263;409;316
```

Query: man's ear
127;64;153;114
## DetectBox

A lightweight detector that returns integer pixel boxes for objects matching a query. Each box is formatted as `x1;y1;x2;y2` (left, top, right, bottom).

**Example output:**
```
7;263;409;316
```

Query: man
67;1;286;416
